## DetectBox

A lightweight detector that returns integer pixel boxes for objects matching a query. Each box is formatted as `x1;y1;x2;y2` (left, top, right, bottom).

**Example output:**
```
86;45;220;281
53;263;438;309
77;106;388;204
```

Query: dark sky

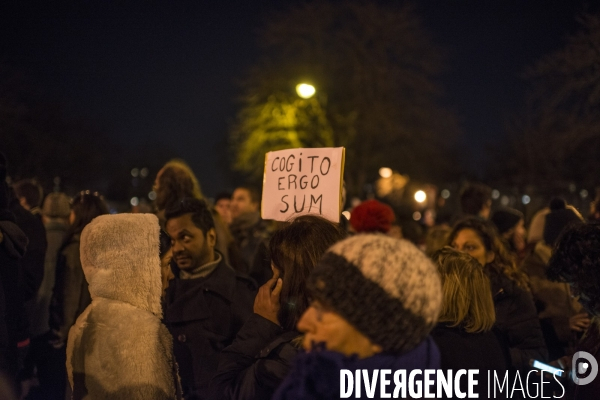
1;0;596;196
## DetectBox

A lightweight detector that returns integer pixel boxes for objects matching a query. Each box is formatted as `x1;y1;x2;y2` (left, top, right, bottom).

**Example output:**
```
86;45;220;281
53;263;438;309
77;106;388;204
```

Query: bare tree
230;2;461;196
502;13;600;189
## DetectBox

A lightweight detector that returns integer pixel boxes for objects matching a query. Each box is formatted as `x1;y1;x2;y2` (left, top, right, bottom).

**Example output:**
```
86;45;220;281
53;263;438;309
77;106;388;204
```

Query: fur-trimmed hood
80;213;162;316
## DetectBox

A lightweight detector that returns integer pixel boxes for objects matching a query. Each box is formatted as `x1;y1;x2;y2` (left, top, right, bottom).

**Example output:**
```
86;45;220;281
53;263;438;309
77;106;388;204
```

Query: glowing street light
414;190;427;203
379;167;393;178
296;83;316;99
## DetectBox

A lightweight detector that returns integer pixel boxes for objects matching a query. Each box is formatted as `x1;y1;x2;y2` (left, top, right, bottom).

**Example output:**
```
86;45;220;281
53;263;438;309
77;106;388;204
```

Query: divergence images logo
572;351;598;386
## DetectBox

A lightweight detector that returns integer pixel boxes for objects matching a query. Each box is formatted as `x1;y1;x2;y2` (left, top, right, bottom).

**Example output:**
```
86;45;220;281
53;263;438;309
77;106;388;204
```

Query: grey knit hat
42;192;71;218
308;234;442;354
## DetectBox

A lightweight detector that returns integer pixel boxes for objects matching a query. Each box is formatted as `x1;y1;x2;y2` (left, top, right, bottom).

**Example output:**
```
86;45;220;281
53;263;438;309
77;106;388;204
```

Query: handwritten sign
261;147;345;222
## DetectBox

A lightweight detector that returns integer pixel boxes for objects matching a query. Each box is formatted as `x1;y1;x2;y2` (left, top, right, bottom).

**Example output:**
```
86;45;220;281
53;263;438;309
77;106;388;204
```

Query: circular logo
572;351;598;386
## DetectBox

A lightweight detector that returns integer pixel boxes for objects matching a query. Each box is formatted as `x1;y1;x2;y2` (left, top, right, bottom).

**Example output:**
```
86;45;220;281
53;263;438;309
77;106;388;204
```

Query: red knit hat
350;199;396;233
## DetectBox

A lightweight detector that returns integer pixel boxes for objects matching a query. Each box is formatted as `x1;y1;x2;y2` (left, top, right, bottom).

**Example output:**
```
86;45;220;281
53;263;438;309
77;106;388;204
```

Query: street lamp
379;167;393;178
414;190;427;203
296;83;316;99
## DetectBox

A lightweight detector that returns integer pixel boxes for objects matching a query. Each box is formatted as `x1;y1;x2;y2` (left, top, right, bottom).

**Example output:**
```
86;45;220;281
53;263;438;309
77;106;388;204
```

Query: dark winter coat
211;313;301;400
27;220;68;337
49;234;91;343
10;201;47;302
487;267;548;369
0;217;29;377
163;256;256;398
521;241;583;360
0;274;7;375
229;212;273;286
431;324;509;398
273;337;441;400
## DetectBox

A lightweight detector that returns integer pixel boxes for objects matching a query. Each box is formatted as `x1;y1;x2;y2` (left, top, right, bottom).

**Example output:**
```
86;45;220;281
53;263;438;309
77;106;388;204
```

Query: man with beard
163;198;255;399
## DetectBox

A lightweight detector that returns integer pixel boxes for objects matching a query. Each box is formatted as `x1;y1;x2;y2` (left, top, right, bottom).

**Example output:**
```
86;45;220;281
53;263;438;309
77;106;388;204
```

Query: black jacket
0;217;28;377
163;256;256;399
229;212;273;287
10;201;47;302
487;267;548;369
432;324;509;399
49;234;90;343
211;313;301;400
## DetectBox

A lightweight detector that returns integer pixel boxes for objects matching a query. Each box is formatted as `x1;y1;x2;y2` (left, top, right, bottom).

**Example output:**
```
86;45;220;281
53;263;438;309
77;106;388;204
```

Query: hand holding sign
261;147;345;222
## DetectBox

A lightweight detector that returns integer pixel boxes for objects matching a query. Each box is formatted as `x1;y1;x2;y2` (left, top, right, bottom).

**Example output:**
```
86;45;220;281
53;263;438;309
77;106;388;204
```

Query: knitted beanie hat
42;192;71;218
544;198;583;246
307;234;442;354
491;207;523;235
350;199;396;233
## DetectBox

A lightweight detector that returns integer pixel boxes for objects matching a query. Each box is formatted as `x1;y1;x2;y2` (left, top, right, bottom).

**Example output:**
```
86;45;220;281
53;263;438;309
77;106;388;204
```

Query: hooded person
66;214;181;399
273;235;442;400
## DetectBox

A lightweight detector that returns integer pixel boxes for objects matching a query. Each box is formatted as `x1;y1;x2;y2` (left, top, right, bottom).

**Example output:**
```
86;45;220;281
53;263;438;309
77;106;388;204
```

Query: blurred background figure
425;225;451;257
348;199;395;234
213;192;232;225
37;191;108;400
491;207;527;262
21;193;71;397
522;198;587;361
274;235;442;399
589;189;600;222
526;207;551;250
8;185;47;323
13;180;43;221
229;186;273;286
459;182;492;220
448;217;548;371
547;222;600;400
153;159;203;227
29;193;71;335
0;153;28;395
430;247;508;397
212;215;347;400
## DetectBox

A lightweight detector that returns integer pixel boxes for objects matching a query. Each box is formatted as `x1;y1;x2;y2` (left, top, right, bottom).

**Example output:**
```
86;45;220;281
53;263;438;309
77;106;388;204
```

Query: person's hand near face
254;267;283;325
569;312;591;332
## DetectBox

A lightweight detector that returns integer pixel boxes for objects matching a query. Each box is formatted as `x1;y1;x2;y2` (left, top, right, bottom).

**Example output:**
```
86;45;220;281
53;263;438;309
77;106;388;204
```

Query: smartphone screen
531;360;564;377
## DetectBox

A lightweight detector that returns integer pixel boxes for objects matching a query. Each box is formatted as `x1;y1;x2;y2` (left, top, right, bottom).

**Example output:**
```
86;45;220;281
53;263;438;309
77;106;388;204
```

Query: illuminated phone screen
531;360;564;377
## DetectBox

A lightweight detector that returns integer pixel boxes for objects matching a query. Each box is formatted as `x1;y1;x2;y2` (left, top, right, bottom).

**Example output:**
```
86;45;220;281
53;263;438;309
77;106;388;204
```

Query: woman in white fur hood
66;213;181;399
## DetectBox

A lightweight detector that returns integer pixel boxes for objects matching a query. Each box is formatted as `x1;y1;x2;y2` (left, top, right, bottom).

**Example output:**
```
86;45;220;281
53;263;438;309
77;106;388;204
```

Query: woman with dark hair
38;191;108;399
447;217;548;370
210;215;347;400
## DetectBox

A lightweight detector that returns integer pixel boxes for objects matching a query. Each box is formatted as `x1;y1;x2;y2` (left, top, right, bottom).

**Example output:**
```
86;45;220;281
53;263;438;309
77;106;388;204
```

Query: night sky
1;0;596;196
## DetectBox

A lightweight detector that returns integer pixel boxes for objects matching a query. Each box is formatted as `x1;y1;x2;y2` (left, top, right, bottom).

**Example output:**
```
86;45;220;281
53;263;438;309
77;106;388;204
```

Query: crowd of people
1;152;600;400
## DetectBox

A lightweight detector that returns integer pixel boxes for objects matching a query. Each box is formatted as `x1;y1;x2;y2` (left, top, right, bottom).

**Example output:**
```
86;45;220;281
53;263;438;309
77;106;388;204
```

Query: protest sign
261;147;345;222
